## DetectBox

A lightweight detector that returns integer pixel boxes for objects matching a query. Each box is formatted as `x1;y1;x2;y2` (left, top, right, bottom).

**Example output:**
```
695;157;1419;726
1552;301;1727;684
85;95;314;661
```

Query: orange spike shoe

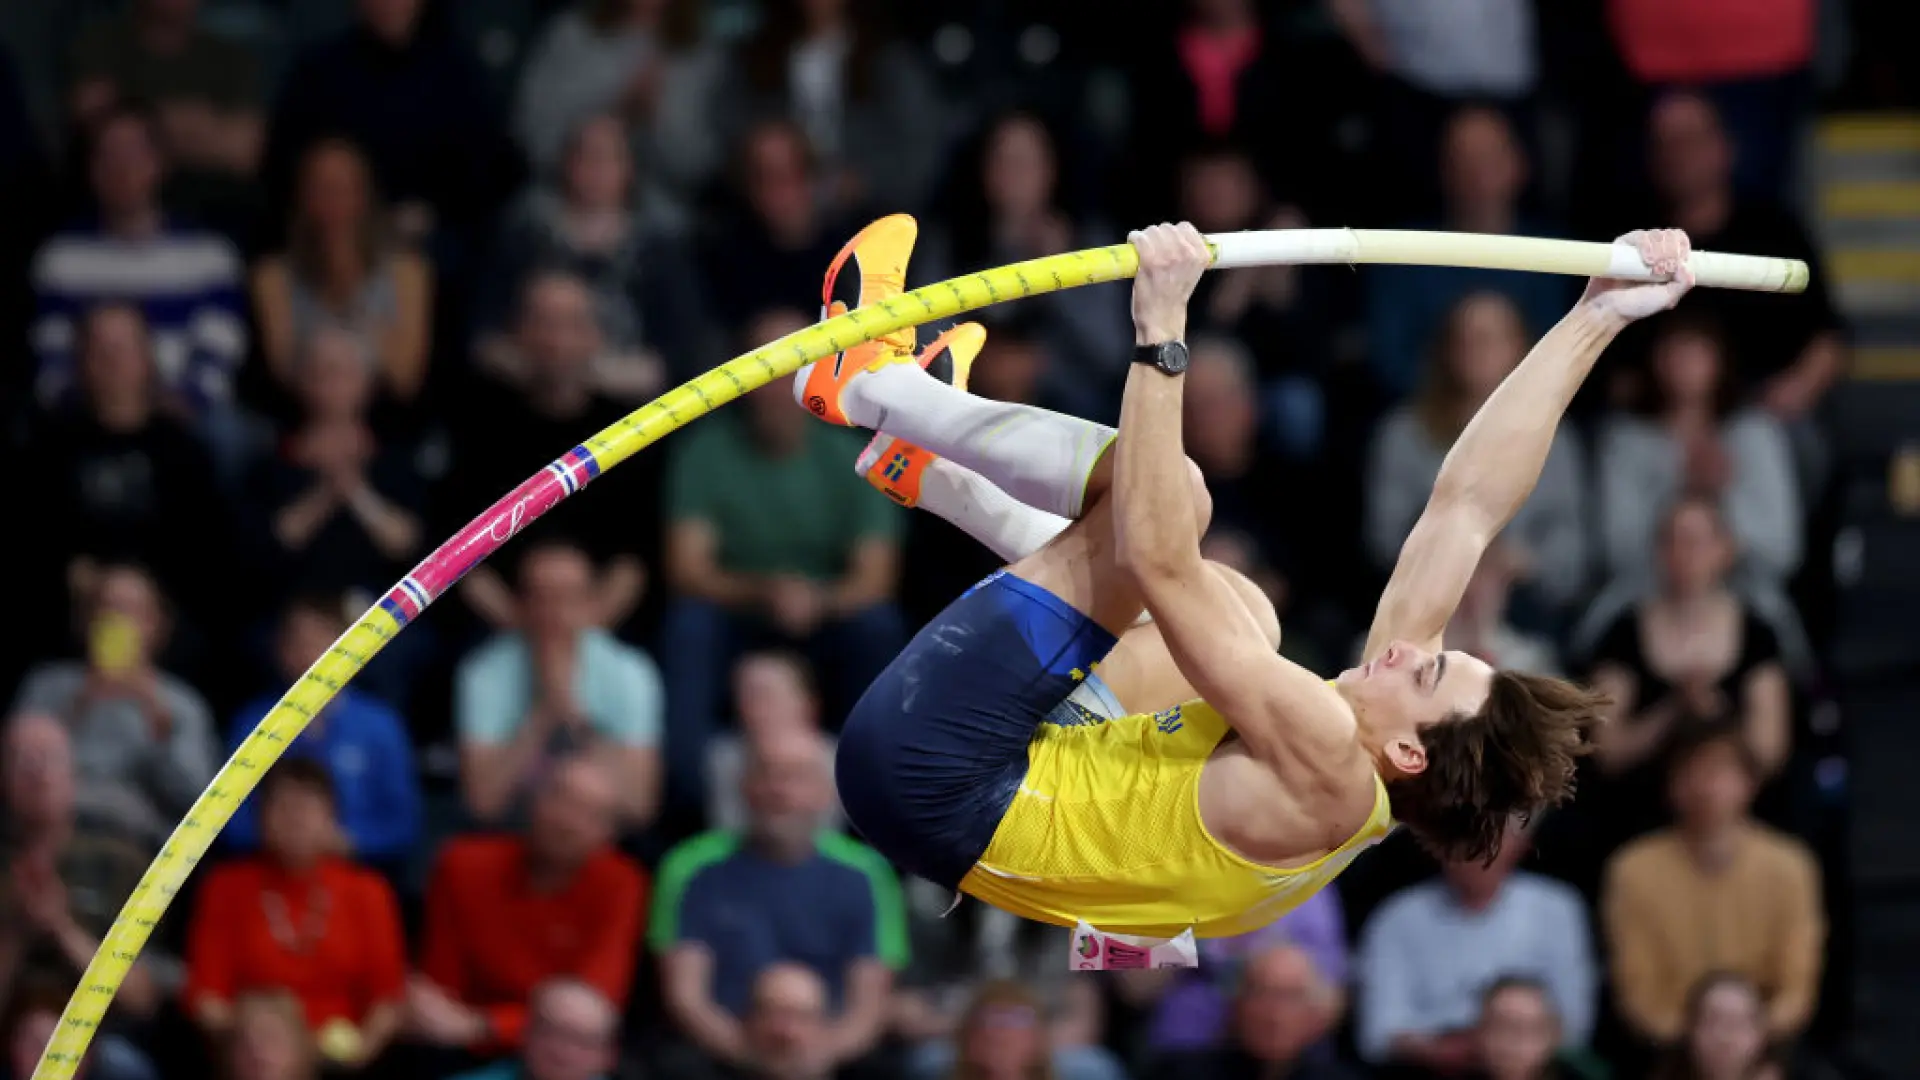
795;214;919;425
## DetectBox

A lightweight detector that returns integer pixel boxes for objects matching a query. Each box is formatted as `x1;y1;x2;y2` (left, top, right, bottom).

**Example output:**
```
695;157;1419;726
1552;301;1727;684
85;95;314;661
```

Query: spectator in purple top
1121;888;1349;1055
1149;943;1360;1080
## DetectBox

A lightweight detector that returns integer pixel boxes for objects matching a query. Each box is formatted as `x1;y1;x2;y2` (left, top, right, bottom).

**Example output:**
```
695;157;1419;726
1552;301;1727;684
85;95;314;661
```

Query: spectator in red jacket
407;753;646;1057
183;758;408;1071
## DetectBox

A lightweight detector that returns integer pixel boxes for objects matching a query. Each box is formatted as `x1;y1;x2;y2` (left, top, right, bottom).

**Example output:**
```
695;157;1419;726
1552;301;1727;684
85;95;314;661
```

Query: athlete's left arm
1115;224;1364;787
1363;230;1696;659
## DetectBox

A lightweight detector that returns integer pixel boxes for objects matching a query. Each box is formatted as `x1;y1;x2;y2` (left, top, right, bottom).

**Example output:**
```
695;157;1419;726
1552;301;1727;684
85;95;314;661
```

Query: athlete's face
1337;640;1495;776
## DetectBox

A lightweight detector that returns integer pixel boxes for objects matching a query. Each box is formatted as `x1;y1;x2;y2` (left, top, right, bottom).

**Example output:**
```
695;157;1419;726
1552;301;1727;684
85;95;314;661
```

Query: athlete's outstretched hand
1130;222;1212;346
1580;228;1695;323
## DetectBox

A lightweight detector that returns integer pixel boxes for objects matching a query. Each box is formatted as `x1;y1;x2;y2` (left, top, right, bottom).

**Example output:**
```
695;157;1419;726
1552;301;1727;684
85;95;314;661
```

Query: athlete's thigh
1094;561;1283;713
1005;496;1146;638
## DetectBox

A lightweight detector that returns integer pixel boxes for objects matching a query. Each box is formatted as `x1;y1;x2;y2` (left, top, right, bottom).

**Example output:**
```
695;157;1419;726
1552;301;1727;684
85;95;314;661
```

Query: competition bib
1069;921;1200;970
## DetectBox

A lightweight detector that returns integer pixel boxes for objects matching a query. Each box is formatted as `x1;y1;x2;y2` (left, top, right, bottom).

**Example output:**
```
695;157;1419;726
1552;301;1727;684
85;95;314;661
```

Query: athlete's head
1338;641;1603;864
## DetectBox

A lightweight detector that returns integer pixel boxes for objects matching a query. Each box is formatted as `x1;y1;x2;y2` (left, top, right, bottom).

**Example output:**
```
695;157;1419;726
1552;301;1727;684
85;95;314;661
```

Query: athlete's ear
1386;737;1427;776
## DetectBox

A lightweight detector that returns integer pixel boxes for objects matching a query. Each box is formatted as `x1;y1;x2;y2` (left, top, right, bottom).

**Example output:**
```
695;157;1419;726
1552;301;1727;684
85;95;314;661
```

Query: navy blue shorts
836;570;1118;890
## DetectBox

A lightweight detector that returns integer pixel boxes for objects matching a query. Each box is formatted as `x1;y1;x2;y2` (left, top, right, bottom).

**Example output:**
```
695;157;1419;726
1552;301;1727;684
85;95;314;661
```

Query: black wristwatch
1133;341;1189;376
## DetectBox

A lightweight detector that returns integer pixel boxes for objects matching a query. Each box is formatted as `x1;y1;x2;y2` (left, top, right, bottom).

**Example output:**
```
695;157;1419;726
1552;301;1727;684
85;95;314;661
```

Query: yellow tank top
958;697;1394;939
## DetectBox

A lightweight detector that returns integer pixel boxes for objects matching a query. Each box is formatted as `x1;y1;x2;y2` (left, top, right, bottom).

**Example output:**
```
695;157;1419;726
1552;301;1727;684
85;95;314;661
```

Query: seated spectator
408;756;646;1055
706;651;844;833
1334;0;1537;213
264;0;516;246
1598;313;1801;589
1356;822;1597;1074
1;974;157;1080
1586;497;1793;847
65;0;264;232
1611;1;1814;200
661;308;906;746
1472;977;1606;1080
455;541;663;828
224;991;321;1080
1603;722;1825;1049
245;327;425;603
477;114;694;399
727;965;835;1080
1151;943;1359;1080
1445;541;1563;677
966;309;1052;407
511;0;726;226
699;121;849;330
13;562;217;846
1182;336;1308;581
1639;93;1843;437
1366;107;1570;398
1127;889;1348;1055
30;109;248;428
920;110;1129;415
889;903;1110;1076
652;729;902;1072
448;979;618;1080
223;594;422;870
449;271;658;634
24;303;230;624
183;759;407;1071
251;138;432;405
720;0;940;215
0;713;161;1019
908;979;1125;1080
1122;0;1308;215
1365;292;1588;620
1650;973;1799;1080
1176;145;1330;450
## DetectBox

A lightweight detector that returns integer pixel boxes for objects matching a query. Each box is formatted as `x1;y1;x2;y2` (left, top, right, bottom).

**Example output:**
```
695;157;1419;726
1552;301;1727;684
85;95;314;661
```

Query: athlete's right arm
1116;224;1369;801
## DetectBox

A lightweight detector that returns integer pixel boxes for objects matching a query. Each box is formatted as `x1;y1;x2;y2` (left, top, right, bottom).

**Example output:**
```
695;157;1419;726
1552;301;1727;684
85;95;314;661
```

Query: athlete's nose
1383;643;1403;667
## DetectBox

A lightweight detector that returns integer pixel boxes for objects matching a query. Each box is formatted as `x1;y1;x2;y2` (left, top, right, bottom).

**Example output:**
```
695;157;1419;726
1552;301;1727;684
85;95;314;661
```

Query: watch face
1160;342;1189;374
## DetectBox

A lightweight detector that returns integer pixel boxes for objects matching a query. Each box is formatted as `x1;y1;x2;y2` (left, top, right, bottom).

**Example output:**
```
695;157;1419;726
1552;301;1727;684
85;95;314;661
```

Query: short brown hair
1388;671;1605;865
259;756;335;809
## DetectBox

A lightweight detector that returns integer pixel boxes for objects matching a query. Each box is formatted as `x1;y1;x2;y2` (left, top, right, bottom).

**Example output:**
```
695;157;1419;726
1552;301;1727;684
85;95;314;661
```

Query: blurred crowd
0;1;1893;1079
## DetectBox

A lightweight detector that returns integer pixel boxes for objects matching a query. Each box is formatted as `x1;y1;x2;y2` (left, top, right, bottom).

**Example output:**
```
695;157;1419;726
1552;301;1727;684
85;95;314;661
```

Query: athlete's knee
1207;561;1281;649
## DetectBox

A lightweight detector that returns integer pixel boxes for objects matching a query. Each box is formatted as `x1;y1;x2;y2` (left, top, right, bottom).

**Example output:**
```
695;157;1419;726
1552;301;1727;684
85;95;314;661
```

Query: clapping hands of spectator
1760;368;1820;420
407;978;486;1047
765;576;827;639
533;639;587;734
1674;677;1730;720
1206;206;1308;323
620;63;664;120
307;420;375;500
1682;432;1732;493
11;852;73;936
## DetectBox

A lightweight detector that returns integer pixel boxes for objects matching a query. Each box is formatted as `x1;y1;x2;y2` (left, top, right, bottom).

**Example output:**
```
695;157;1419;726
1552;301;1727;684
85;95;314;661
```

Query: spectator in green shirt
660;307;907;813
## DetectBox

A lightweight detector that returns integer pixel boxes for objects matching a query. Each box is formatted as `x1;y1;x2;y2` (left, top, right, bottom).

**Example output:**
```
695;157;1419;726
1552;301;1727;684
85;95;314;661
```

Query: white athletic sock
918;456;1071;562
842;364;1115;519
